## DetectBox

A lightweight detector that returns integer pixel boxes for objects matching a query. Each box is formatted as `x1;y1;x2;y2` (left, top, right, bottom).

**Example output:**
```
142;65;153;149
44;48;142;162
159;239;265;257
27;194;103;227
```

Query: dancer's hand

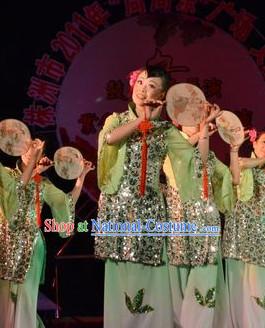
140;99;166;121
80;159;95;177
208;123;217;136
203;103;222;124
30;139;45;163
35;156;53;174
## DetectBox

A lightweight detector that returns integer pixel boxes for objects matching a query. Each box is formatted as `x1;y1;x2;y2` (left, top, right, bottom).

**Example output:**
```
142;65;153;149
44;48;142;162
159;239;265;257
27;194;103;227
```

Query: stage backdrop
21;1;265;201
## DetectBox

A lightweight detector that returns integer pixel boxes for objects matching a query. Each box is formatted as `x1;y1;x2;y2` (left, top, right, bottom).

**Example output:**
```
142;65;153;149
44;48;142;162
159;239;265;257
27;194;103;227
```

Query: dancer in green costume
163;123;234;328
223;130;265;327
0;138;94;328
95;66;220;328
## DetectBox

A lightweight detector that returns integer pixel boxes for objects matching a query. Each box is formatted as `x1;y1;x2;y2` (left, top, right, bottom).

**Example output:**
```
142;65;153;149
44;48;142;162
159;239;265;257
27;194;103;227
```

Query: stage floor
42;316;103;328
38;292;103;328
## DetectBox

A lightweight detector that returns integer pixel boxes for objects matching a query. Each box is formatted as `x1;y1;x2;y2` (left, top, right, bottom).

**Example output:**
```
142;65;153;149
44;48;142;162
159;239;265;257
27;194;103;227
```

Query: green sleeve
43;179;75;238
165;126;199;202
236;168;253;202
211;156;235;214
0;163;24;221
97;112;125;194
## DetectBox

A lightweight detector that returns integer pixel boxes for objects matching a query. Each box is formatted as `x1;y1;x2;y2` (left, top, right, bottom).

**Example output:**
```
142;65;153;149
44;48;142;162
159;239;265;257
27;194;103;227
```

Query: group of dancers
0;65;265;327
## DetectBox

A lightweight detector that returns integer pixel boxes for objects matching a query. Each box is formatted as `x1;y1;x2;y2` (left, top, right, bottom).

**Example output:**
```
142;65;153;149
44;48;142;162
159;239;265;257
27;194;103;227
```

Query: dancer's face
253;133;265;158
132;70;165;108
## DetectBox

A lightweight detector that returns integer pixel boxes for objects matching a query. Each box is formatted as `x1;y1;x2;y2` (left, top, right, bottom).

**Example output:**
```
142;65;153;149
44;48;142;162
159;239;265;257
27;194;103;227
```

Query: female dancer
0;138;94;328
95;66;220;328
163;117;234;328
223;130;265;327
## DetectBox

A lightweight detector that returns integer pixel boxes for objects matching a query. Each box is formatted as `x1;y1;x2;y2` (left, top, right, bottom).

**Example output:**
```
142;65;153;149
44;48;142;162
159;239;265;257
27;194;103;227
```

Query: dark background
0;1;264;116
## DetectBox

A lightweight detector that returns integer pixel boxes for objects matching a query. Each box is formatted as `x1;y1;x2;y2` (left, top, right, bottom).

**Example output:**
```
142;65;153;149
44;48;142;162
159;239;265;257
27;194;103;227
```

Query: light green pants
225;258;265;328
0;231;45;328
104;246;174;328
169;252;227;328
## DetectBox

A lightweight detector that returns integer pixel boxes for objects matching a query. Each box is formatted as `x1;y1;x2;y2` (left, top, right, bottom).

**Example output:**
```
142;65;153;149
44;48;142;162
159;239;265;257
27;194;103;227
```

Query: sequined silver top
0;167;75;283
166;151;221;266
95;110;170;265
223;167;265;267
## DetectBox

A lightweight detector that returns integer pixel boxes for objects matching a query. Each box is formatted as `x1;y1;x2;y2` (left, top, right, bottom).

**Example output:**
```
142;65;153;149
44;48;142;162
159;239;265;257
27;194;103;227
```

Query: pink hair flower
129;69;141;88
249;128;257;143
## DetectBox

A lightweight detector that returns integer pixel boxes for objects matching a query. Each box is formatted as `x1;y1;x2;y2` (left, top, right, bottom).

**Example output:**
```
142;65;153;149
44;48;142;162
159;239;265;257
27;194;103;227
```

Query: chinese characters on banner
23;0;263;129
